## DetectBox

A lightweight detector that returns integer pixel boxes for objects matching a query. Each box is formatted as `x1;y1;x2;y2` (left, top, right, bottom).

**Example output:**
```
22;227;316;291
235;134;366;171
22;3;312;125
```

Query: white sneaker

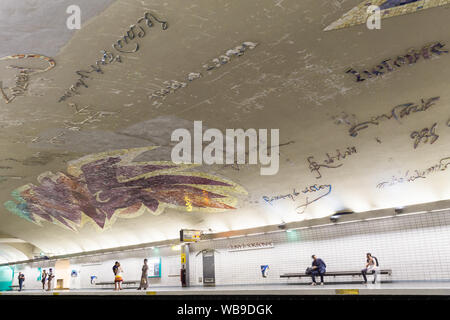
310;282;316;286
320;282;324;286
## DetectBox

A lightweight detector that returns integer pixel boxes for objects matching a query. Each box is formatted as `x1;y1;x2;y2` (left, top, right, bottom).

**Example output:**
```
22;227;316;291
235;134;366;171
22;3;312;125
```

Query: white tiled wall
10;209;450;289
192;210;450;285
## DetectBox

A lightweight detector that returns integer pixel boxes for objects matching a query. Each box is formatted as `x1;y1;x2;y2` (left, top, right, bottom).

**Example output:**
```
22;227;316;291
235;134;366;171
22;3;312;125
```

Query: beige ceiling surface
1;0;450;261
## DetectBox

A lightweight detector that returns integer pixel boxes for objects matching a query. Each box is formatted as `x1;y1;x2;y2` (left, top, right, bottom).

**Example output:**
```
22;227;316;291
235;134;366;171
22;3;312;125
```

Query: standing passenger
113;261;124;291
137;259;149;290
310;255;326;286
47;268;54;291
18;272;25;291
41;269;47;290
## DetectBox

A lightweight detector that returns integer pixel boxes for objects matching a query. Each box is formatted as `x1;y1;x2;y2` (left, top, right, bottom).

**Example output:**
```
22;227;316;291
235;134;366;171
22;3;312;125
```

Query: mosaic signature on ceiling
149;42;258;102
324;0;450;31
0;54;55;104
349;96;440;137
410;122;439;149
346;42;448;82
376;156;450;188
4;147;247;232
58;12;168;103
307;147;357;179
262;184;332;215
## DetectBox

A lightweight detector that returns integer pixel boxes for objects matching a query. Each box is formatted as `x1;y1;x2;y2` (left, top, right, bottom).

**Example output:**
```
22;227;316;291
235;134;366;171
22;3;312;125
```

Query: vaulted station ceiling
1;0;450;262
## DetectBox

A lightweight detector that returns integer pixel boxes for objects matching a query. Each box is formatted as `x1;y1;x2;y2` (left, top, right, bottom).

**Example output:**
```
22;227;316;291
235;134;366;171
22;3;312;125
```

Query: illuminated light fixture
278;223;287;230
364;216;394;221
311;223;335;228
246;232;265;236
266;230;283;234
228;235;245;239
335;220;360;225
171;245;181;251
330;210;354;222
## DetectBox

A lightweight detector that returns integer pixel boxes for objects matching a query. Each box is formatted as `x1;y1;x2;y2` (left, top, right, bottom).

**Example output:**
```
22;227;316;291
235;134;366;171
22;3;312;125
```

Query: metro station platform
2;282;450;296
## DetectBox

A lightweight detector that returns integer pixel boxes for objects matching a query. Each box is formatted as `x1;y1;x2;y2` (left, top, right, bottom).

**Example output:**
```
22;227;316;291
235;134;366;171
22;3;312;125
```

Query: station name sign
228;241;274;252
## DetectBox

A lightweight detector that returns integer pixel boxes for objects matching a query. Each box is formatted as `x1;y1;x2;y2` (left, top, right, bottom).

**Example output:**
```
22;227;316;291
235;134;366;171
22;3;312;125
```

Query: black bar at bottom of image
0;294;449;318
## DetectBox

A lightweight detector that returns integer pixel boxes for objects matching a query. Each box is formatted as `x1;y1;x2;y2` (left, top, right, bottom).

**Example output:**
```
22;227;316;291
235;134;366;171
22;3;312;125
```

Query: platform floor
2;282;450;296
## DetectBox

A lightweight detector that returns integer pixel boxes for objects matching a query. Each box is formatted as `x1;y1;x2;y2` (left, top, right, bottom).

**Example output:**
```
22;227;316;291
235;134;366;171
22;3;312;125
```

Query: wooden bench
280;269;392;281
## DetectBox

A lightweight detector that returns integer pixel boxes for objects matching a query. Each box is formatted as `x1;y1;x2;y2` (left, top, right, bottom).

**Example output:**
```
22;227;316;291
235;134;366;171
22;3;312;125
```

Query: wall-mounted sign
147;257;161;278
180;229;202;242
228;241;274;252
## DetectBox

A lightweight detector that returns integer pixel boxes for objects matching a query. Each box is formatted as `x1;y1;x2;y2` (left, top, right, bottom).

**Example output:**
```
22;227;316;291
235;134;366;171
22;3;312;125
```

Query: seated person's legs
311;270;319;284
372;269;378;284
361;268;368;283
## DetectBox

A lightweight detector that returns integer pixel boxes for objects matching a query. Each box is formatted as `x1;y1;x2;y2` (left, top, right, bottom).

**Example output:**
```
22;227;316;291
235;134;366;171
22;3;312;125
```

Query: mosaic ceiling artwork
4;147;247;232
324;0;450;31
1;0;450;262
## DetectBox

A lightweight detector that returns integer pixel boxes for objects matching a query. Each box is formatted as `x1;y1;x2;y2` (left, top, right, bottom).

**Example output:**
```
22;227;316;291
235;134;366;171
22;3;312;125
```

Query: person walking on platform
113;261;124;291
310;255;326;286
362;253;379;284
137;259;149;290
47;268;54;291
18;272;25;291
41;269;47;290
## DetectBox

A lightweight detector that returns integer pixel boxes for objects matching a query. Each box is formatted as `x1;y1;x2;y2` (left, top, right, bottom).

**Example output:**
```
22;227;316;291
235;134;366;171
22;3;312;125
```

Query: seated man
361;253;379;284
310;255;326;286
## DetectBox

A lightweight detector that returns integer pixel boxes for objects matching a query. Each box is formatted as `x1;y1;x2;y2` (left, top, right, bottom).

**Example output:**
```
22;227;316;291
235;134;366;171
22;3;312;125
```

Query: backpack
372;256;379;267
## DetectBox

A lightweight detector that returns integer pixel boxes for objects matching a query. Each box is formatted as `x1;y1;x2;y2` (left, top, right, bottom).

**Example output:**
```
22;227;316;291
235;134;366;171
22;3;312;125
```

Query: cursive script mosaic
307;147;357;179
58;12;168;103
377;157;450;189
0;54;55;104
149;42;258;101
262;184;332;214
346;42;447;82
410;122;438;149
349;97;440;137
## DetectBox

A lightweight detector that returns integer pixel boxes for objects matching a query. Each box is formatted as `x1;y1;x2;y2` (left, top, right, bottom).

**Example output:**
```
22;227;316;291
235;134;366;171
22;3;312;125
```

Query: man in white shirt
361;253;379;284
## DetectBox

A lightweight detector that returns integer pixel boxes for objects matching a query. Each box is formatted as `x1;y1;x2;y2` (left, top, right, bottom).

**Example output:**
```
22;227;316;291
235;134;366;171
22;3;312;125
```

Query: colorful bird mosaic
4;147;247;231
